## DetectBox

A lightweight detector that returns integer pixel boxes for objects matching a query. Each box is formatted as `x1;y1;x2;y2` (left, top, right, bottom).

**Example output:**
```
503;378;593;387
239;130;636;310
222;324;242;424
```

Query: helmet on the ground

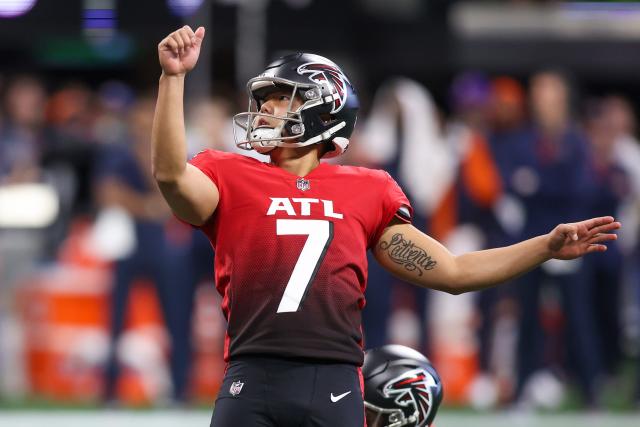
363;345;443;427
233;52;359;158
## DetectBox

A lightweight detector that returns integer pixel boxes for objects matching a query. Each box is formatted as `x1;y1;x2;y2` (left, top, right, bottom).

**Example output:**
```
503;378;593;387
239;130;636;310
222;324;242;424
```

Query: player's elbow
175;210;208;227
152;166;179;184
151;159;187;184
419;276;465;295
424;262;466;295
434;279;465;295
438;268;468;295
444;285;464;295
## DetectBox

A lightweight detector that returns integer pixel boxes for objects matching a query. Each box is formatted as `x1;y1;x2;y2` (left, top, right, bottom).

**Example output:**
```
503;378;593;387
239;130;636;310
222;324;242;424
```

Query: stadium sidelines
0;410;639;427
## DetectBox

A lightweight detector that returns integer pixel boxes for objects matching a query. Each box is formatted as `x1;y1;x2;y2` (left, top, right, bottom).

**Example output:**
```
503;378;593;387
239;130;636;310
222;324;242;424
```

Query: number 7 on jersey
276;219;334;313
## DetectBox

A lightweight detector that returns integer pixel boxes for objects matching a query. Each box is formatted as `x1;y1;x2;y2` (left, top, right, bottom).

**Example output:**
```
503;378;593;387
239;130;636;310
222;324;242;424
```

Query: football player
363;345;443;427
151;26;620;426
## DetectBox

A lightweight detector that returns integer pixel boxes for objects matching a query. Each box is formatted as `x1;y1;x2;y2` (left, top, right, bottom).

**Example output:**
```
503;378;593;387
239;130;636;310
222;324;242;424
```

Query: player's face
253;89;303;130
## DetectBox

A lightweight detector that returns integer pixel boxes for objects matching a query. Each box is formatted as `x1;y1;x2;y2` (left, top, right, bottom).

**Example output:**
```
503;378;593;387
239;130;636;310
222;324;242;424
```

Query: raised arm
151;25;219;226
373;216;620;294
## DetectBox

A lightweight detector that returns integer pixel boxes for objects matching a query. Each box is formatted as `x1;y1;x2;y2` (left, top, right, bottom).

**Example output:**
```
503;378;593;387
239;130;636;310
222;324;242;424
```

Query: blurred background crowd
1;0;640;416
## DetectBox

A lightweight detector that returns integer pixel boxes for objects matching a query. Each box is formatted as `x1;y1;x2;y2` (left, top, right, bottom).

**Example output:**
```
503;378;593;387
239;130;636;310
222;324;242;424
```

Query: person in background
0;75;50;285
602;95;640;407
0;75;47;185
186;96;235;155
583;98;630;380
95;97;197;404
434;72;503;255
482;76;530;404
450;75;528;406
0;75;49;399
358;78;451;353
42;82;99;252
504;70;600;407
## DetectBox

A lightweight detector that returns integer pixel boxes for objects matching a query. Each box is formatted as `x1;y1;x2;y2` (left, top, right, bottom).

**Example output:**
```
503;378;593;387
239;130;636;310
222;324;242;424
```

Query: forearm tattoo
378;233;437;276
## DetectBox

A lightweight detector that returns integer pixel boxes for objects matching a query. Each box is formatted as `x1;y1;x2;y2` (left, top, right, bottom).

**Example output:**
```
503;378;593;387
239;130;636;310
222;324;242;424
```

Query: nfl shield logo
296;178;311;191
230;380;244;396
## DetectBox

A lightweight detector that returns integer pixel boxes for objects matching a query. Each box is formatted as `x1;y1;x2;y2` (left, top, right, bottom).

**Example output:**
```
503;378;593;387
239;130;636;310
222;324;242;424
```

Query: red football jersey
189;150;412;365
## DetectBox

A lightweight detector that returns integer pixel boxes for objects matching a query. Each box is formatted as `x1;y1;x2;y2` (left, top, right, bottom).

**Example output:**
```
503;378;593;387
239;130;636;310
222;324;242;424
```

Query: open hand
547;216;621;260
158;25;205;76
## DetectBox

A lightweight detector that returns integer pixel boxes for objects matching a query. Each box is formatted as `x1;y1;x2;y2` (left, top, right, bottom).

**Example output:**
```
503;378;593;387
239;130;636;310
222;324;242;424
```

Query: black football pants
210;356;365;427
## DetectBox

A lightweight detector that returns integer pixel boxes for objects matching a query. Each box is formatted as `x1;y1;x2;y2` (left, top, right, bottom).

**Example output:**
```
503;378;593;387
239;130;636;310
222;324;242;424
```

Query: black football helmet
233;52;359;158
363;345;443;427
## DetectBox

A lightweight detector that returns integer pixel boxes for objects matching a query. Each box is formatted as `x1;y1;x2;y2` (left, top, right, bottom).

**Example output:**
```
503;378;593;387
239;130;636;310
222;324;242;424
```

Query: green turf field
0;409;639;427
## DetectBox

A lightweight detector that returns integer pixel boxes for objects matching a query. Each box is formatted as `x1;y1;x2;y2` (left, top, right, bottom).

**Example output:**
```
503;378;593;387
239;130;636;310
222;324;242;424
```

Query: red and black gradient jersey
190;150;412;366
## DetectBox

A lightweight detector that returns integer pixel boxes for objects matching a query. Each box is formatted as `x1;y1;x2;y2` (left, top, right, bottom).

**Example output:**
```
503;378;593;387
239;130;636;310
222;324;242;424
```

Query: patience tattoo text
378;233;437;276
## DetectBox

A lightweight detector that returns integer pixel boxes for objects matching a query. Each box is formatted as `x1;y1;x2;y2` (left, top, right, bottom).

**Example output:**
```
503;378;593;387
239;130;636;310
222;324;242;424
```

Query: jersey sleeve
370;172;413;248
176;149;224;228
189;149;222;189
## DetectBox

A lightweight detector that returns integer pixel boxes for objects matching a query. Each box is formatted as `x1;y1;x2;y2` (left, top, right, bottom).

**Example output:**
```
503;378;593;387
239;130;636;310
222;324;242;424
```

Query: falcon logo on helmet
297;63;350;114
382;368;438;427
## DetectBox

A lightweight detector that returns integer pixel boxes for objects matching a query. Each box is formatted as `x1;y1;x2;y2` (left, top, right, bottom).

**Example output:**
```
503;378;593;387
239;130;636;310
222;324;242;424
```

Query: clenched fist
158;25;206;76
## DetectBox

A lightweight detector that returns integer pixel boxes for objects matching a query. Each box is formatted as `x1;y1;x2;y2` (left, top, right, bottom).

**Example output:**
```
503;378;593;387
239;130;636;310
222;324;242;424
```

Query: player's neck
270;145;322;177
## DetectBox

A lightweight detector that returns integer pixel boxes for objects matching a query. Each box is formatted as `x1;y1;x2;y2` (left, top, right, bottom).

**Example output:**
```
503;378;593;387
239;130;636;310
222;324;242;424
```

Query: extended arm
151;26;219;226
373;216;620;294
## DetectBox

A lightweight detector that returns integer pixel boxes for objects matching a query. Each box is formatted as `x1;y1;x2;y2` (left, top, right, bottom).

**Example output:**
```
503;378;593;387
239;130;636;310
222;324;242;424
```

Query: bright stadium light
0;0;37;18
167;0;204;17
0;183;59;228
83;0;117;44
